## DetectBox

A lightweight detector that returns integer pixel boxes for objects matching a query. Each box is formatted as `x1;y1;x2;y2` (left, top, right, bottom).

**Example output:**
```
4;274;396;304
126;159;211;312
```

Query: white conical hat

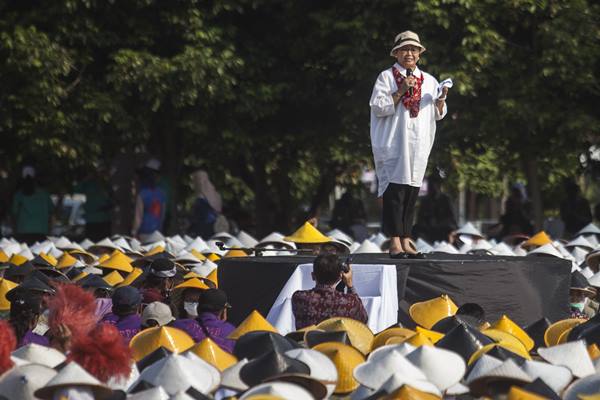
190;260;218;277
2;242;21;257
34;362;113;400
212;231;234;241
113;237;133;252
127;386;170;400
555;241;574;258
370;233;388;247
405;345;466;391
458;243;472;254
513;246;528;256
222;237;244;249
53;237;83;251
169;392;196;400
563;373;600;400
581;266;595;279
471;240;493;251
490;242;515;256
468;359;531;388
353;348;425;390
465;354;503;384
0;363;57;400
258;232;296;249
174;250;201;263
82;265;103;275
415;238;433;253
367;343;416;361
220;358;249;392
131;354;219;395
588;271;600;287
183;235;194;244
17;247;35;260
577;223;600;237
181;352;221;390
12;343;66;368
170;235;188;248
165;240;184;255
432;242;459;254
327;229;354;246
457;222;484;238
141;231;165;245
285;348;338;397
206;240;226;256
349;242;361;253
572;247;590;264
30;241;54;255
236;231;258;248
350;385;377;400
567;236;594;250
522;359;573;394
446;382;470;395
141;241;166;253
538;340;595;378
185;237;210;253
90;237;119;250
239;382;314;400
79;238;95;250
352;240;381;254
587;235;600;247
376;371;441;396
527;243;564;258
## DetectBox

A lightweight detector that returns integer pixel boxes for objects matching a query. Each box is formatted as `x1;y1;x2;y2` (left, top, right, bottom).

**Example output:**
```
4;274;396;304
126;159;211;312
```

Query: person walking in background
74;167;113;241
132;163;166;240
561;178;592;237
188;169;223;239
11;165;53;244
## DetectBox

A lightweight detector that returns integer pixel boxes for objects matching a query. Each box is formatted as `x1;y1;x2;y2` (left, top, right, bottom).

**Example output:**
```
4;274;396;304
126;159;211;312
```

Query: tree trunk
523;157;544;230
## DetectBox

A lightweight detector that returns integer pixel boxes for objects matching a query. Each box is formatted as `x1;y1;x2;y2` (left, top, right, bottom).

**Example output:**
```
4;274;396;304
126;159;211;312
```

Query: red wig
47;283;98;339
68;323;133;383
0;320;16;374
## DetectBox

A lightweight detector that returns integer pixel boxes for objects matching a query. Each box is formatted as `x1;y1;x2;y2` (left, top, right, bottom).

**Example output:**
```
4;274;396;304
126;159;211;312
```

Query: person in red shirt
291;254;368;329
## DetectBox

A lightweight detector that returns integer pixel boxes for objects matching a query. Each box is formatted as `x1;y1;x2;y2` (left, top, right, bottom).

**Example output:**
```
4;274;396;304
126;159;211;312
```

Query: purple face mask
95;297;113;319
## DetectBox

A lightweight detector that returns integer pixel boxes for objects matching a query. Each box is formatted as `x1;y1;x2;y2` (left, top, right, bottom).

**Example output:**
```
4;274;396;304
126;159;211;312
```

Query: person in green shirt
11;166;53;244
74;170;113;241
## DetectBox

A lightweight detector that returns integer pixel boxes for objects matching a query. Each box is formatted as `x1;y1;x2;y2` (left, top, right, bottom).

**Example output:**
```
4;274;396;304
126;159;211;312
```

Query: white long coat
369;63;447;197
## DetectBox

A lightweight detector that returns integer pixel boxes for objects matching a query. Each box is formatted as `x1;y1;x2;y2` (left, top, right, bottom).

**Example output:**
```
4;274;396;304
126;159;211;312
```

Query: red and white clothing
369;63;447;196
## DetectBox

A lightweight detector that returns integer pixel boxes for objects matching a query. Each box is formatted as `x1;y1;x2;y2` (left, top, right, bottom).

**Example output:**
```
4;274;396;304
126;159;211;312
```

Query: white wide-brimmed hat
352;239;381;254
127;386;170;400
521;359;573;394
367;343;416;361
465;354;503;384
12;343;66;368
220;358;249;392
239;381;314;400
236;230;258;248
577;223;600;237
353;348;425;389
390;30;426;56
285;348;338;398
405;346;466;391
129;354;219;395
538;340;595;378
0;363;57;400
563;373;600;400
34;362;114;400
376;371;441;396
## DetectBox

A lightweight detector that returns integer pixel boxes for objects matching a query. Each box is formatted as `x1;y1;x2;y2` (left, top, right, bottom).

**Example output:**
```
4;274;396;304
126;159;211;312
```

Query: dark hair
9;295;42;342
313;254;343;285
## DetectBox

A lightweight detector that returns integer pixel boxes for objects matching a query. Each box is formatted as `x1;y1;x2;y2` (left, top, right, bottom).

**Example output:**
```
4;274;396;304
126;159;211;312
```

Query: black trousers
382;183;420;237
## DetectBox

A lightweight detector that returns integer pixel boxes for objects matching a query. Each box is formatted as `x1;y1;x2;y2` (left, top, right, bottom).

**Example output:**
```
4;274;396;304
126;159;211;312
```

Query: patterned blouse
291;284;368;329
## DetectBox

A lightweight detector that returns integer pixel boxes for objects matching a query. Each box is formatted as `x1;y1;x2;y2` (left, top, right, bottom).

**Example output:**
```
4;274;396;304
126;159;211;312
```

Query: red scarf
393;66;425;118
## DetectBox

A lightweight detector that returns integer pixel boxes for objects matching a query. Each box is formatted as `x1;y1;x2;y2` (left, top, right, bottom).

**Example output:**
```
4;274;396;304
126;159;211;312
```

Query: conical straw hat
56;252;80;269
117;267;143;287
522;231;552;249
490;315;534;351
468;342;531;365
316;317;374;355
284;222;332;244
409;295;458;329
402;332;433;347
205;268;218;287
538;340;595;378
99;251;133;273
372;327;415;350
507;386;547;400
313;342;364;394
102;270;124;286
414;326;444;344
174;278;210;291
130;326;195;362
0;278;18;311
188;338;237;371
228;310;278;339
544;318;586;347
285;348;339;398
224;248;248;258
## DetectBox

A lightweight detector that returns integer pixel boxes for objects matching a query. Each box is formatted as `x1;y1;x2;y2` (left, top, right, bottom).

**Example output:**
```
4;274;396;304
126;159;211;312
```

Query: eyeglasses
398;47;421;54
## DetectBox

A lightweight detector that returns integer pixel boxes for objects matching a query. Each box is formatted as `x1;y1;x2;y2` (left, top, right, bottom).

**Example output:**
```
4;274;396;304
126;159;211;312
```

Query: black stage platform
218;253;571;329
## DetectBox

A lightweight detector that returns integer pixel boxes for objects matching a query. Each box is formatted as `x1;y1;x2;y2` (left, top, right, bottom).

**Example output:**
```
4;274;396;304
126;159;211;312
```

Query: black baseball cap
198;289;230;312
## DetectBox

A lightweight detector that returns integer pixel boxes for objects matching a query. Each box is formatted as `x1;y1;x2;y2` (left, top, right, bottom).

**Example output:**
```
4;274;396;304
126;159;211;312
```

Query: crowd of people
0;217;599;399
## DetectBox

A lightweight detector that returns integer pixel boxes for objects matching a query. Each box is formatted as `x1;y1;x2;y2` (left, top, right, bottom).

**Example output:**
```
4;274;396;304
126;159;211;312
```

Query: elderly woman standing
369;31;450;258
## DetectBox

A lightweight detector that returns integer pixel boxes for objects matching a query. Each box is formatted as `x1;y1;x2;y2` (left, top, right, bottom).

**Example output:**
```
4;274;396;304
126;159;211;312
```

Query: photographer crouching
291;254;368;329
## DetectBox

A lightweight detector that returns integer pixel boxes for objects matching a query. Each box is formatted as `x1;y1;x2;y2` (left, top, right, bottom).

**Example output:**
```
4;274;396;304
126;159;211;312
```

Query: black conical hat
568;318;600;346
436;323;493;362
432;315;479;334
136;346;173;372
522;378;561;400
5;275;55;301
239;349;310;387
30;254;54;268
234;331;301;360
486;345;526;365
4;262;34;280
79;274;113;291
305;330;350;348
571;270;591;289
524;317;551;350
